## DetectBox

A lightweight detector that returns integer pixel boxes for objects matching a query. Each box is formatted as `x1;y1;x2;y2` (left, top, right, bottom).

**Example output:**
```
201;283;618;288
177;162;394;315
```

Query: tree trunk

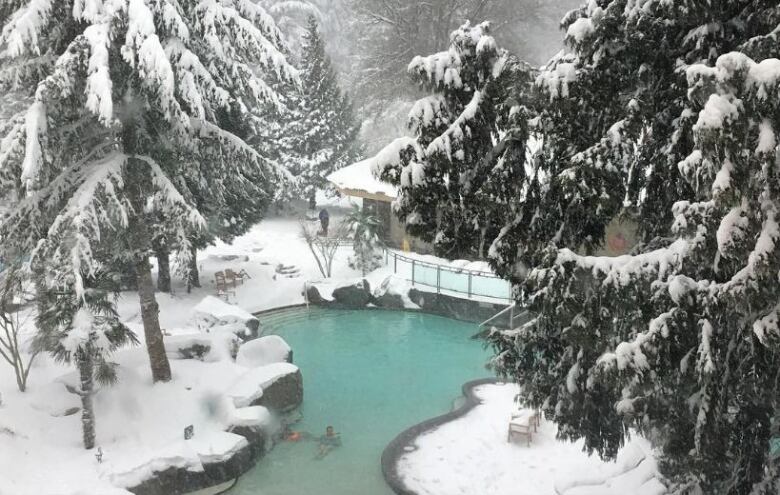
155;246;171;293
479;226;487;260
32;267;48;323
77;350;95;450
187;245;200;292
308;190;317;210
136;256;172;383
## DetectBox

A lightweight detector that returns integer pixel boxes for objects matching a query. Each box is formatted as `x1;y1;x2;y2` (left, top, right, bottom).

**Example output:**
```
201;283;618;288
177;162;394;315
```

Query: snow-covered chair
214;271;236;301
507;394;540;446
508;412;535;446
226;268;250;286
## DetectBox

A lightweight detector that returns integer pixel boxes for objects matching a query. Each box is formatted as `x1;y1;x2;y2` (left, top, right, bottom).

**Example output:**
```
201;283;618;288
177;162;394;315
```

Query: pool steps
256;306;353;335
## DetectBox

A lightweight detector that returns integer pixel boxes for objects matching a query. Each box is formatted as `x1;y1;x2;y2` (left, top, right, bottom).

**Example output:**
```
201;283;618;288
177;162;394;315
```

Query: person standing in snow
319;208;330;236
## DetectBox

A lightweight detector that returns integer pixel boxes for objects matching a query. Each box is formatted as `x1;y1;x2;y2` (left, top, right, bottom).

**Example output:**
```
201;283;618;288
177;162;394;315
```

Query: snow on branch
84;23;113;124
0;0;55;58
426;90;484;160
193;0;299;84
43;152;129;296
753;304;780;345
370;136;423;182
408;95;448;134
598;309;678;373
537;61;576;100
554;238;691;289
407;21;498;91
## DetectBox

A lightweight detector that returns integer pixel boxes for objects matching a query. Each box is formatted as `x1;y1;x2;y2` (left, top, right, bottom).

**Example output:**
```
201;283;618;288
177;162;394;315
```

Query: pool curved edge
380;377;503;495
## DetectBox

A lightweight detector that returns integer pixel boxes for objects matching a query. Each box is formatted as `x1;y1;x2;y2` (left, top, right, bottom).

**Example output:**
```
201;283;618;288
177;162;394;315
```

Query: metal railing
386;250;513;302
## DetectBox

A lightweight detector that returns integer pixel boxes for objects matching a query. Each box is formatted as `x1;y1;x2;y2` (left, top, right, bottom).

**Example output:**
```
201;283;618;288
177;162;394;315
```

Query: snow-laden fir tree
488;2;780;492
373;21;533;259
346;204;383;276
257;0;321;57
295;16;361;208
0;0;297;383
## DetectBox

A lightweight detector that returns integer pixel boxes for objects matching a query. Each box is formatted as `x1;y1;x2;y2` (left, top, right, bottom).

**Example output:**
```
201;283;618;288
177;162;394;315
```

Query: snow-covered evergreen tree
488;2;780;492
0;0;297;383
346;204;383;276
257;0;321;57
293;16;361;208
373;21;533;259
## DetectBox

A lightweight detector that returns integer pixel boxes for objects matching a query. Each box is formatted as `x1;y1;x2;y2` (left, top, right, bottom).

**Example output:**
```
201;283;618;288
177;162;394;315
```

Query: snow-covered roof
327;158;398;200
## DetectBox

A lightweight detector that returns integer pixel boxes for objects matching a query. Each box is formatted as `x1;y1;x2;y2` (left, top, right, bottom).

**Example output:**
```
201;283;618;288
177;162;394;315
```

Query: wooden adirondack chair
225;268;250;286
507;393;541;446
214;271;236;301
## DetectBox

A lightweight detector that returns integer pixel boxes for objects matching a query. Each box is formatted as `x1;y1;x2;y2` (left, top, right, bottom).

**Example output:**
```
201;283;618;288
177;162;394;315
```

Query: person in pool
316;426;341;459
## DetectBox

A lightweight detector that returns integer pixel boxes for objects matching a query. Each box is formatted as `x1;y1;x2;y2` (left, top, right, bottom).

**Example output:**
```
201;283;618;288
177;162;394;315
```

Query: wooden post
468;273;472;298
411;259;415;286
436;265;441;294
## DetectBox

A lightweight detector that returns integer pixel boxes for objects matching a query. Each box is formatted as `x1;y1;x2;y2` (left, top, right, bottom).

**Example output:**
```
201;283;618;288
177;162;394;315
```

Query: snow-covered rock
236;336;292;368
332;279;372;308
229;406;273;429
193;296;260;339
226;363;302;411
305;283;329;304
164;333;240;362
373;276;420;310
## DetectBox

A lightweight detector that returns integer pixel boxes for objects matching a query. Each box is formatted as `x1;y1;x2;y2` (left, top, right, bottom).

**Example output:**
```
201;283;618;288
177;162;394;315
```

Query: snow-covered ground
0;198;663;495
0;197;363;495
398;383;666;495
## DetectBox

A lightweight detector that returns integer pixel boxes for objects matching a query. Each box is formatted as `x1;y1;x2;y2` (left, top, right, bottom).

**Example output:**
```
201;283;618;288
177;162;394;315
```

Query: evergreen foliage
373;21;533;259
485;2;780;493
346;204;383;275
294;16;361;207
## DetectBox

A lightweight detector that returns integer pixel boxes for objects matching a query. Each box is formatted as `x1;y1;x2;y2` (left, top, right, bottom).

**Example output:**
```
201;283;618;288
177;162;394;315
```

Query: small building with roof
327;159;430;252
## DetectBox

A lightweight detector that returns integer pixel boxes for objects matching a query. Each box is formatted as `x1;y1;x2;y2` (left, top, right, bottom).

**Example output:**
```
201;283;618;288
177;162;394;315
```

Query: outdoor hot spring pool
230;309;492;495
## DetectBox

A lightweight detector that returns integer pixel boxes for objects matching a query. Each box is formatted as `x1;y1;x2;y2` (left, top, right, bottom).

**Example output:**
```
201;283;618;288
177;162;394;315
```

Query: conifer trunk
77;350;95;450
136;256;172;383
308;190;317;210
155;246;171;293
187;246;200;291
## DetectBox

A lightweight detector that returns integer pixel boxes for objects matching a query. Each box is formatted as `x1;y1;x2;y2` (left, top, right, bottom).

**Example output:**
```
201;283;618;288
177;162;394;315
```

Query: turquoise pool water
230;309;492;495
